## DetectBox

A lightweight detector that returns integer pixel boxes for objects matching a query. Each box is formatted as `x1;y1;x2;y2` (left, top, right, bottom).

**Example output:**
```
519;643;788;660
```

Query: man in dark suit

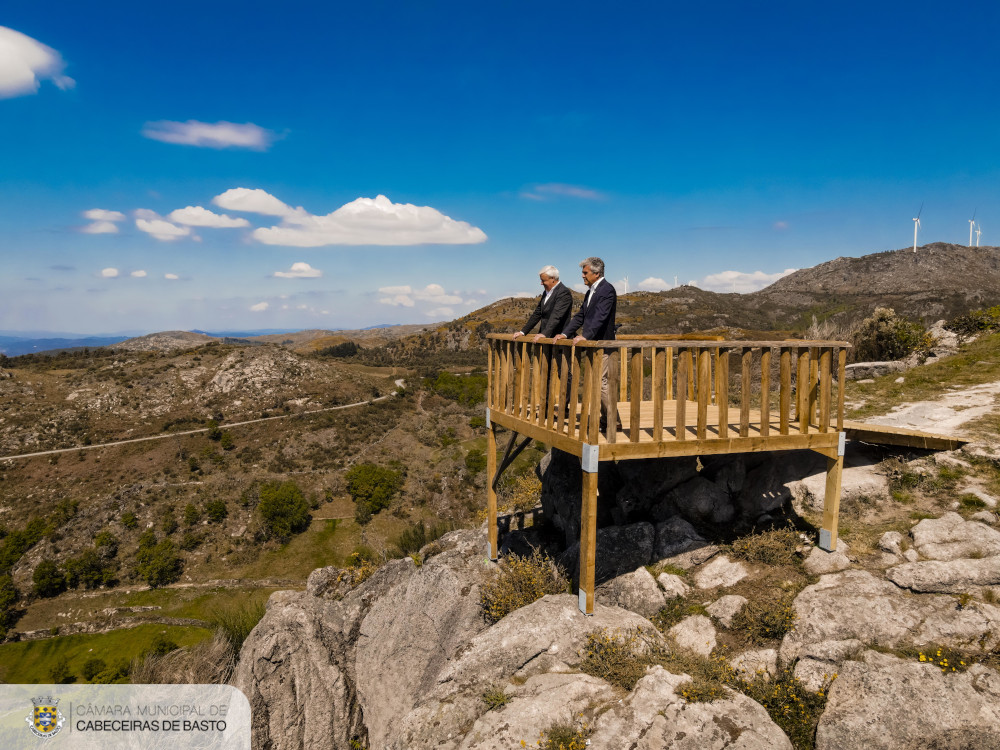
554;256;618;429
512;265;573;342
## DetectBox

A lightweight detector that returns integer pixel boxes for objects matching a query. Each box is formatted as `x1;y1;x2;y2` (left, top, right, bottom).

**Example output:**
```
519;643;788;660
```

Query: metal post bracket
838;431;846;456
581;443;599;473
485;408;491;428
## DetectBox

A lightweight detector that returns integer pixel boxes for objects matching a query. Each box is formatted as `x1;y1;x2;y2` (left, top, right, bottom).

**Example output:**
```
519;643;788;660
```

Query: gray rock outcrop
817;651;1000;750
910;512;1000;560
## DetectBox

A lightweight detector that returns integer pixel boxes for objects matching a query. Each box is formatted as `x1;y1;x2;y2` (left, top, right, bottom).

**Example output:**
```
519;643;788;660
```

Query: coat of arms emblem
25;696;65;739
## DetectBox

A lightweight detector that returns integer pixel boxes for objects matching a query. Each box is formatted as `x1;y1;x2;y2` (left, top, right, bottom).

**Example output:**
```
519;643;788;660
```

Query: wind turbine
976;223;982;247
969;209;977;246
912;203;923;252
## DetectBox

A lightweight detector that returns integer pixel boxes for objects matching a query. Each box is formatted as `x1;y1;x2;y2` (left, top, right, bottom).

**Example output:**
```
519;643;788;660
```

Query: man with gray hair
513;265;573;342
554;256;619;429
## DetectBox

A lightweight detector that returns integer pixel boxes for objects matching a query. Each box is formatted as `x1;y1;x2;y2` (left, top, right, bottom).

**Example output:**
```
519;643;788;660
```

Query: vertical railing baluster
718;347;729;438
665;347;674;400
676;347;688;441
579;350;593;442
760;348;771;437
740;347;752;438
837;347;847;432
780;347;791;434
630;347;643;442
797;348;810;434
653;347;665;440
605;347;619;443
819;347;832;432
568;348;581;438
697;348;710;439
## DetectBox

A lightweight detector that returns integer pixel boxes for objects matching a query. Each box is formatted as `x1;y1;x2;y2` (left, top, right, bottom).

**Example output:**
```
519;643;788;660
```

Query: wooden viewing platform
486;333;852;615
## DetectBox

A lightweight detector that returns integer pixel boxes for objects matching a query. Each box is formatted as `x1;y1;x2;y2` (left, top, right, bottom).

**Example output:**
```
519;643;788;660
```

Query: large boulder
557;522;655;585
596;566;666;618
910;512;1000;561
886;557;1000;595
588;666;793;750
817;651;1000;750
780;570;1000;666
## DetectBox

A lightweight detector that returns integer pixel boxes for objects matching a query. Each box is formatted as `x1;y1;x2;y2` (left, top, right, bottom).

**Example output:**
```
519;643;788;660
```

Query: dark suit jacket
562;278;617;340
520;282;573;337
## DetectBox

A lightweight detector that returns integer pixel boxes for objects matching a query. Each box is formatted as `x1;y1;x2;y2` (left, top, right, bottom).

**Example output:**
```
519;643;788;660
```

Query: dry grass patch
480;549;567;624
730;527;802;566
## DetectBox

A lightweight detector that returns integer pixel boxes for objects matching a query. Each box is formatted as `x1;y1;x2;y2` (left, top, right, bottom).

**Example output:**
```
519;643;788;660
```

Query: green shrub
65;549;118;589
317;341;361;358
135;540;183;587
149;633;179;656
50;657;74;684
257;481;310;540
161;516;178;535
539;722;589;750
480;685;511;711
579;628;653;691
82;657;107;681
205;499;228;523
0;575;17;638
479;549;567;624
220;432;235;451
345;464;405;525
424;371;488;406
851;307;927;362
206;419;223;441
32;560;66;597
121;512;138;529
465;449;487;474
183;503;201;526
94;531;119;557
946;305;1000;337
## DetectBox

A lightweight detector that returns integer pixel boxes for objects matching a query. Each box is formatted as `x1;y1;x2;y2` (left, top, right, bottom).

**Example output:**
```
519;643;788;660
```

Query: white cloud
773;221;789;230
250;301;269;312
80;208;126;234
101;267;119;278
273;262;322;279
167;205;250;228
0;26;75;99
141;120;277;150
164;273;179;280
377;283;466;308
573;283;588;293
520;183;604;201
638;276;672;292
130;270;147;278
697;268;797;293
81;220;120;235
211;189;487;246
134;210;193;242
426;307;454;318
213;187;295;217
83;208;125;222
512;291;535;298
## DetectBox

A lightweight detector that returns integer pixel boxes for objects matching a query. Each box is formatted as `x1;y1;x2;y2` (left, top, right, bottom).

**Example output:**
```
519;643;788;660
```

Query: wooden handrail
486;335;851;443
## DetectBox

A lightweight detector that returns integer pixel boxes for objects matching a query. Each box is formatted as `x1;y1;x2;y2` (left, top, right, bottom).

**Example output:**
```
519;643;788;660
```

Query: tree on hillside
852;307;927;362
257;481;311;540
345;464;405;525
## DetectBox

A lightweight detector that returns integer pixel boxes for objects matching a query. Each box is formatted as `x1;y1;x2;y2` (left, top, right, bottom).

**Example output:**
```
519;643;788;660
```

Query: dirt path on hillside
0;380;407;463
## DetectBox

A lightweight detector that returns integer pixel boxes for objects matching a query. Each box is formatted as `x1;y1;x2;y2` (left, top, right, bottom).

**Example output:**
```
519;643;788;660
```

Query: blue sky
2;1;999;335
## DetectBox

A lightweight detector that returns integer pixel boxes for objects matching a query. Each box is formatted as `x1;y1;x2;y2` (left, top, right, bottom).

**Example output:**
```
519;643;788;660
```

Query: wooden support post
819;450;844;552
487;423;498;560
578;466;599;614
760;348;771;438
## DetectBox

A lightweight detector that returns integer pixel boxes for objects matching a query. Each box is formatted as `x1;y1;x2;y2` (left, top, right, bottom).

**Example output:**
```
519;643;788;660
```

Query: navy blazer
562;278;617;340
521;283;573;338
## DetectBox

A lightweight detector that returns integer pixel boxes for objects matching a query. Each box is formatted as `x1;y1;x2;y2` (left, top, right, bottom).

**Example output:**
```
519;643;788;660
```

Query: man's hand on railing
512;331;523;339
552;333;567;342
532;333;545;343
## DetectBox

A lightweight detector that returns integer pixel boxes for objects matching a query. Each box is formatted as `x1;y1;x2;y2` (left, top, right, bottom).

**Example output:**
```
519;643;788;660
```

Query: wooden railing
486;334;850;447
